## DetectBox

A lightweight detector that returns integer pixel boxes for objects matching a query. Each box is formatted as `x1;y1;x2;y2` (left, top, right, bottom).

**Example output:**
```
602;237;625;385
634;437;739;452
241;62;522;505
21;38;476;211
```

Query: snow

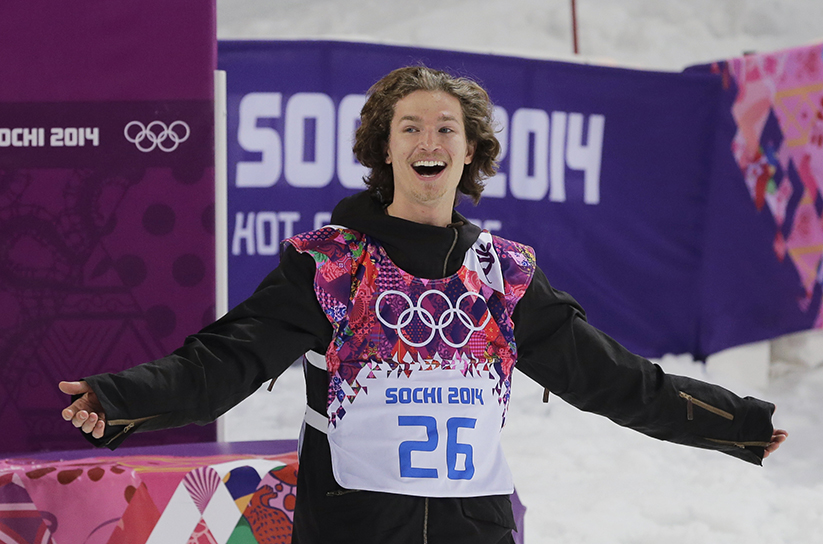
216;2;823;542
216;0;823;71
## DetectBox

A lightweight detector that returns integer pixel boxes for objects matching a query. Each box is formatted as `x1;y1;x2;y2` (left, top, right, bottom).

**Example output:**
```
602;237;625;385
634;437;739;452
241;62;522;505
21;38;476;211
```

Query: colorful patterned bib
287;227;535;497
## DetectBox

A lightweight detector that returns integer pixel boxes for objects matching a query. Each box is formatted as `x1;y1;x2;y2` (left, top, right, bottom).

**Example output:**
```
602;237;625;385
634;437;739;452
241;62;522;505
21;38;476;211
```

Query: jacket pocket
461;494;517;531
319;489;415;537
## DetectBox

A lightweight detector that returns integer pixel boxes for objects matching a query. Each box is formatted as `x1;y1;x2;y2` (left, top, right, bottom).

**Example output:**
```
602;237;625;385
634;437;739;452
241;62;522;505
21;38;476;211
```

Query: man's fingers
92;419;106;439
59;381;91;396
59;380;106;437
62;402;86;422
70;410;88;428
81;412;99;434
763;429;788;459
770;429;788;445
60;381;92;421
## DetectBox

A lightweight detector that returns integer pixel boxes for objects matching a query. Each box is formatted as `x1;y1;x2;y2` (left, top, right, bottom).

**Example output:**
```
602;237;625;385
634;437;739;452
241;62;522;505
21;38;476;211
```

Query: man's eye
403;126;418;133
439;127;454;133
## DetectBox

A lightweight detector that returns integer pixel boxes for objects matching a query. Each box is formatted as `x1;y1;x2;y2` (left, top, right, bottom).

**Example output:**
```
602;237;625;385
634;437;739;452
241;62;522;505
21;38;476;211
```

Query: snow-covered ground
217;2;823;542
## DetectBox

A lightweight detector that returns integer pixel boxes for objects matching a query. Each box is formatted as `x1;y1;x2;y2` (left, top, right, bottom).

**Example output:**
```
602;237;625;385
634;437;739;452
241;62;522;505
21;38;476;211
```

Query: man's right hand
59;381;106;439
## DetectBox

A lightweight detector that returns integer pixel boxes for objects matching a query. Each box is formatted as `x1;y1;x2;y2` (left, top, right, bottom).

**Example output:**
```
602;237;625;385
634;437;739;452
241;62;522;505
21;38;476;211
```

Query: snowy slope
216;0;823;71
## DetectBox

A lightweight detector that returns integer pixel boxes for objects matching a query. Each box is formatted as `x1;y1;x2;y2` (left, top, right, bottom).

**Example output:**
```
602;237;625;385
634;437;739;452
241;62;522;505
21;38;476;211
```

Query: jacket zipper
703;437;773;449
104;415;160;447
679;391;734;421
423;497;429;544
326;488;361;497
442;228;459;277
678;393;772;449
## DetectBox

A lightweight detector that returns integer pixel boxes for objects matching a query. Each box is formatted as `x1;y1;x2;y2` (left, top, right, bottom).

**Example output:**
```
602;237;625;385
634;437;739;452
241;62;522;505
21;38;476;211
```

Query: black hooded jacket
82;191;776;544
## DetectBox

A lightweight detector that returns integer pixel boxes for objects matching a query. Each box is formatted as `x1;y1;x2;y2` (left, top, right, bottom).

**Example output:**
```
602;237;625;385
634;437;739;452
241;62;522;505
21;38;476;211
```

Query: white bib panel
327;356;513;497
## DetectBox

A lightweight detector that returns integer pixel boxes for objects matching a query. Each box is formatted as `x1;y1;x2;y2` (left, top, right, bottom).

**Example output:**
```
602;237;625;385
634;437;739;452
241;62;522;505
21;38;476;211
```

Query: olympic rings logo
376;289;490;349
124;120;190;152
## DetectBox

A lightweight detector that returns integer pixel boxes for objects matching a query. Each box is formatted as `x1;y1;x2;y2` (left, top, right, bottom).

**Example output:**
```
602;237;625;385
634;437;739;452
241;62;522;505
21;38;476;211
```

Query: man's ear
465;141;476;164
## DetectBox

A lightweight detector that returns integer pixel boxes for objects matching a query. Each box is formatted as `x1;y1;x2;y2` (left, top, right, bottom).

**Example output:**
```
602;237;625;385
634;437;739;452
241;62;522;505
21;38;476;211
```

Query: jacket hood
330;190;482;279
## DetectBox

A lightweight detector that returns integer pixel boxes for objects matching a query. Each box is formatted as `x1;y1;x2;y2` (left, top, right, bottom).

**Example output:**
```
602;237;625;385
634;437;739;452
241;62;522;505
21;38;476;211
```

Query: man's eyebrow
397;114;460;122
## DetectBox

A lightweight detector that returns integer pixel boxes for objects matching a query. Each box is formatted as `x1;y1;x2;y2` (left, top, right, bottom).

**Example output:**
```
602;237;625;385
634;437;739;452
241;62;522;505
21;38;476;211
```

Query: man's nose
418;128;440;151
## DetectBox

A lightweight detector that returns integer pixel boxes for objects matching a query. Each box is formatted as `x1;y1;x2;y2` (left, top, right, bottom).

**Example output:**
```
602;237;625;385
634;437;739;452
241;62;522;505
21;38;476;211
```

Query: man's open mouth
412;160;447;176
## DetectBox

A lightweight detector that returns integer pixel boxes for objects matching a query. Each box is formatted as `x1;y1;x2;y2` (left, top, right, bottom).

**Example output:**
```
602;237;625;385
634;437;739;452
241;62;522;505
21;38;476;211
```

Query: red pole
571;0;579;55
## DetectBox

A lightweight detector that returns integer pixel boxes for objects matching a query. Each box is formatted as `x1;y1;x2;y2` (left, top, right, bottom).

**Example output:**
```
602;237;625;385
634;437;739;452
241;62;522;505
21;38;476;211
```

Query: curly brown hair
353;65;500;205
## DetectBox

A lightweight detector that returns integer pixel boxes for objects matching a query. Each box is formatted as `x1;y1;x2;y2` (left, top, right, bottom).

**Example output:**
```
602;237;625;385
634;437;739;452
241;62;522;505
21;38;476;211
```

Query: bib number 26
398;415;476;480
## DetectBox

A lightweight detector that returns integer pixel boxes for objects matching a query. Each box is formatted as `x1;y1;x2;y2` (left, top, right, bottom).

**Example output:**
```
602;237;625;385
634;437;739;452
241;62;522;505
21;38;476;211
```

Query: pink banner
730;45;823;324
0;448;298;543
689;43;823;354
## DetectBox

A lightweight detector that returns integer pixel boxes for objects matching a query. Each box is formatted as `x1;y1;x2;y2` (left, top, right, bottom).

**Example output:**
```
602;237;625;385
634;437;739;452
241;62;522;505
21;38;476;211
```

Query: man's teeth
413;160;446;167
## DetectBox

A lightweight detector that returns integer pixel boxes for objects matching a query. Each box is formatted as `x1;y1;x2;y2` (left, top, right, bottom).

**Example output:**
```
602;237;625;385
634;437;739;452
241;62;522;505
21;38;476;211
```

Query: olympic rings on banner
124;120;190;152
376;289;491;349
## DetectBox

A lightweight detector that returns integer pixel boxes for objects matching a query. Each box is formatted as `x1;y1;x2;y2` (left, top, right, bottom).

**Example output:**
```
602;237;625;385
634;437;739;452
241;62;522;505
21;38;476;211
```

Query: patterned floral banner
732;46;823;320
690;44;823;355
0;440;527;544
0;446;298;544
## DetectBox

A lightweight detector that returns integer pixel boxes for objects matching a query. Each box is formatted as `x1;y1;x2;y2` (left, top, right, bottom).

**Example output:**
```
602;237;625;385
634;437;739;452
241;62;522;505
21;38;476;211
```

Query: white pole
214;69;229;320
214;69;229;442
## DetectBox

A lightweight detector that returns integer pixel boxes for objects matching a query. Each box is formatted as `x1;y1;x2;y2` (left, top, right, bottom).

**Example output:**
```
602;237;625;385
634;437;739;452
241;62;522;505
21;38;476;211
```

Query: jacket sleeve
512;266;775;465
82;245;333;449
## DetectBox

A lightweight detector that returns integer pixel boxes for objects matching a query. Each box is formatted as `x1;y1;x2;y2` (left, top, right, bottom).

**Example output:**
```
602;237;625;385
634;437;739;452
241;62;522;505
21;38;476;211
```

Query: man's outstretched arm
513;267;788;464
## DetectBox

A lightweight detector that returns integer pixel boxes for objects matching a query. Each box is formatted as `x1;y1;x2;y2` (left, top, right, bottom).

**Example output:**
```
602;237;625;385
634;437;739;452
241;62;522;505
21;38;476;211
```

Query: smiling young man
384;89;474;226
61;66;787;544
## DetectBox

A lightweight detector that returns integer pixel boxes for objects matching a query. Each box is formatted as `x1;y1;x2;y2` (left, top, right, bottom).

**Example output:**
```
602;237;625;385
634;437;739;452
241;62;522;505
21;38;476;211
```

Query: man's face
385;90;475;215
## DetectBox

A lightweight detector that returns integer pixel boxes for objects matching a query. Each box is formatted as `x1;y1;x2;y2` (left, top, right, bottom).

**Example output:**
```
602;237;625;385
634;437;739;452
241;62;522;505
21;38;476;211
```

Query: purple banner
0;2;216;455
0;0;215;102
219;40;720;359
688;45;823;355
